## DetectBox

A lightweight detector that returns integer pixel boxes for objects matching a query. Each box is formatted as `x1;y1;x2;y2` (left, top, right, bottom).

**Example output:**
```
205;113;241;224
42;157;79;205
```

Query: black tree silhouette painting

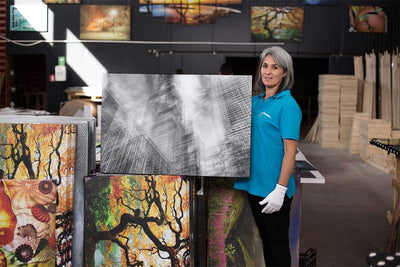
84;175;192;266
251;6;304;42
0;123;77;266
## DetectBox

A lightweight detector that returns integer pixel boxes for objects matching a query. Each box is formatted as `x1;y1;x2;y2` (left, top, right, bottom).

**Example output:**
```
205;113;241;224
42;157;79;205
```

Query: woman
234;46;302;266
349;6;386;33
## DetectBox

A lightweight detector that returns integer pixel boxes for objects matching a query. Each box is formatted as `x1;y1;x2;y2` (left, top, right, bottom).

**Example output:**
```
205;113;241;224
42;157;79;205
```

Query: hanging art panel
84;175;193;266
139;0;242;26
9;5;48;32
101;74;252;177
44;0;80;4
349;6;387;33
80;5;131;41
251;6;304;42
0;123;76;266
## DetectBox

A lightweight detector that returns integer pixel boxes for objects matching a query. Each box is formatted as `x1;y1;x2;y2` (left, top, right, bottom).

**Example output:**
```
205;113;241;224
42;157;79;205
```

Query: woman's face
261;54;287;91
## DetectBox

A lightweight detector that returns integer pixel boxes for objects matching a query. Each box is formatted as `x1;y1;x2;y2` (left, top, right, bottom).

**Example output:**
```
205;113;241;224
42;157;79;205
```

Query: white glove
259;184;287;214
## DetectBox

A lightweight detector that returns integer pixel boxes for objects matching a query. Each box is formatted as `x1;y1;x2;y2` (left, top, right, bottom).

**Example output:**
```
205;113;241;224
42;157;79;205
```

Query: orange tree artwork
84;175;191;267
251;6;304;42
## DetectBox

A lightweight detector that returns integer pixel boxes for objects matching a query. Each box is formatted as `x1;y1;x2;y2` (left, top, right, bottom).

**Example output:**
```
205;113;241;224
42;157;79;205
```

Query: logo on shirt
259;112;271;119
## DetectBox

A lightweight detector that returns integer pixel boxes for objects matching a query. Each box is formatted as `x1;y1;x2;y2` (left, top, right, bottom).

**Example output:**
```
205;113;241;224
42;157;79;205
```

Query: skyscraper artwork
101;74;252;177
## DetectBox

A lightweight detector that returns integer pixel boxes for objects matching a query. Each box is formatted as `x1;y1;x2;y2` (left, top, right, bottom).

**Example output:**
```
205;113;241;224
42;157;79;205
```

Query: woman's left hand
259;184;287;213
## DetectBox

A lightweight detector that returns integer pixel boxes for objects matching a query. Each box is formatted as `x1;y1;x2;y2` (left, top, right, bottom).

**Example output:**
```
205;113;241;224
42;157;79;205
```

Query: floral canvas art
0;179;57;266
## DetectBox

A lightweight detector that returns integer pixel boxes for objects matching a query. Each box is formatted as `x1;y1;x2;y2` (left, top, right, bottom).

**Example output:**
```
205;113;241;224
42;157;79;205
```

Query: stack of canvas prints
0;115;97;267
84;175;192;266
0;123;76;266
101;74;252;177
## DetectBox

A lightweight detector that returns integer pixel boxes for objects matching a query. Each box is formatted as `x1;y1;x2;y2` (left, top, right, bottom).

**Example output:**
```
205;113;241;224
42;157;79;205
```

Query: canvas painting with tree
80;5;131;41
0;123;77;266
251;6;304;42
139;0;242;26
84;175;193;266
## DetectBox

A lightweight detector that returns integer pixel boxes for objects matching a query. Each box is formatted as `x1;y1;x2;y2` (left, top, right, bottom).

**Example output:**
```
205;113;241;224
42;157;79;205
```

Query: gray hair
255;46;294;94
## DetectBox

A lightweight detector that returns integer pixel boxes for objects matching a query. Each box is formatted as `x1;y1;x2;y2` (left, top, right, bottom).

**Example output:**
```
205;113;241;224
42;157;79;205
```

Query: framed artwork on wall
9;5;48;32
349;6;387;33
251;6;304;42
80;5;131;41
44;0;80;4
139;0;242;26
301;0;338;5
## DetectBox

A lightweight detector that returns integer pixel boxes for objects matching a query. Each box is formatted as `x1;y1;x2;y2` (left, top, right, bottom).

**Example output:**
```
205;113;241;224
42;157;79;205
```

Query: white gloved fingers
261;202;278;214
261;204;273;214
259;195;269;205
259;184;287;214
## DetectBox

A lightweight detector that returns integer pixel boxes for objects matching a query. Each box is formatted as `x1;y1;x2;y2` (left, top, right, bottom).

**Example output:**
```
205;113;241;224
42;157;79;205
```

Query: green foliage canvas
84;175;193;266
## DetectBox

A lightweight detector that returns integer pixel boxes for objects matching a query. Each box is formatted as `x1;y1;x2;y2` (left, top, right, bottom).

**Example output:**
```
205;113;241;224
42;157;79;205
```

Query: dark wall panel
5;0;400;112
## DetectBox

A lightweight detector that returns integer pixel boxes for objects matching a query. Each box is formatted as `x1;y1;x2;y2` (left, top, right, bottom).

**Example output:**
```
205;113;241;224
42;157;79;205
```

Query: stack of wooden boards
317;74;358;148
392;50;400;129
307;49;400;175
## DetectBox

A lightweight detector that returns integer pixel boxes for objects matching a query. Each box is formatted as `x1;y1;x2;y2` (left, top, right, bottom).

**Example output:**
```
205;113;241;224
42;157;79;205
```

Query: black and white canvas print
101;74;252;177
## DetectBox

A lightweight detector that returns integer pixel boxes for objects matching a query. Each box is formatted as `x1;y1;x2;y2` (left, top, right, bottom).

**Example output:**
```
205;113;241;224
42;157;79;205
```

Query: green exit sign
58;56;65;66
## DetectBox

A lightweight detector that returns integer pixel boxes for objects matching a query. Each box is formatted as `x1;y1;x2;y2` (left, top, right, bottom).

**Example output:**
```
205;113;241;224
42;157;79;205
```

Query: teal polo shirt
234;90;302;198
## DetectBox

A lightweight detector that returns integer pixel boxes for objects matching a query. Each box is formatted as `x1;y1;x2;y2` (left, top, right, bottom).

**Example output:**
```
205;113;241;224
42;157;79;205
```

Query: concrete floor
298;141;394;267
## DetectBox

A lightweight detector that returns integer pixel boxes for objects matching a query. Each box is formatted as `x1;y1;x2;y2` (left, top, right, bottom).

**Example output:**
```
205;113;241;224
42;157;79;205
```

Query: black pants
248;193;292;267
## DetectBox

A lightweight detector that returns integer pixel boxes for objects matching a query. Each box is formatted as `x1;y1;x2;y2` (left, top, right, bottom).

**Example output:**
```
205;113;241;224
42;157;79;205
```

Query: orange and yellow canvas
251;6;304;42
139;0;242;26
80;5;131;40
84;175;192;266
0;123;76;266
45;0;80;3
